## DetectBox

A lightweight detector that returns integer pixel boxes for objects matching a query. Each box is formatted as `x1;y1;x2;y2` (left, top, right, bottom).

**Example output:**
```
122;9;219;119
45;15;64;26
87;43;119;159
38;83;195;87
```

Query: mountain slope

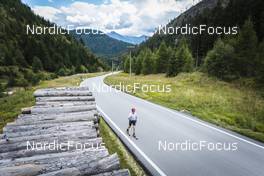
107;31;148;45
140;0;264;66
70;30;132;59
0;0;105;87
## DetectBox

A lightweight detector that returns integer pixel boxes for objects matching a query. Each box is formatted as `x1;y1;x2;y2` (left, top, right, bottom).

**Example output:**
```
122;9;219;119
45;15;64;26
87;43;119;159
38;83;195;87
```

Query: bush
57;67;71;76
8;76;29;87
77;65;89;73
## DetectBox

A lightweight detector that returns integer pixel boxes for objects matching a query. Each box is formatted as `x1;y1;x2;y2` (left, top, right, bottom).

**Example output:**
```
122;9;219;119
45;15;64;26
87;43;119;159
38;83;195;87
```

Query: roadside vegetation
105;72;264;142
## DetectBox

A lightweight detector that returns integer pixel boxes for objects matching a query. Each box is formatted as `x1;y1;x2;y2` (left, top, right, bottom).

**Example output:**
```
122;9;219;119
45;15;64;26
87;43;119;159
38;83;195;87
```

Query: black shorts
129;120;137;126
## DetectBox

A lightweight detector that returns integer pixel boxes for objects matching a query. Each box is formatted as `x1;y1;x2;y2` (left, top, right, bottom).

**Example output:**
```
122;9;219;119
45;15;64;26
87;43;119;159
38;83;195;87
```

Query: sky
22;0;200;36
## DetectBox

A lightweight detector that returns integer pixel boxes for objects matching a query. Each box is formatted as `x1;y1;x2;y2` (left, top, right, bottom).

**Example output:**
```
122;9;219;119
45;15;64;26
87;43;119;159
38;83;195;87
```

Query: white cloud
33;6;61;21
32;0;198;36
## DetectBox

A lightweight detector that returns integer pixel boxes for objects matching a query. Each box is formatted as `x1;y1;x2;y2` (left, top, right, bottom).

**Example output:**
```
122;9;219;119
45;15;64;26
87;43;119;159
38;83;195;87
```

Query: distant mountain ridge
70;30;132;59
107;31;148;45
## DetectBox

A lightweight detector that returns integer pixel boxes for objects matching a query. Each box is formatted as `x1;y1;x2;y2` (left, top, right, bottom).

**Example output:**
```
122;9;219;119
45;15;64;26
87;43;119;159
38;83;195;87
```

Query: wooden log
0;164;44;176
36;96;95;102
0;148;108;167
35;87;90;91
0;149;110;171
0;128;96;144
2;126;93;138
0;138;103;160
30;105;96;114
77;153;120;175
0;130;98;152
15;110;97;124
92;169;130;176
11;114;97;126
4;121;94;133
38;168;81;176
34;89;92;97
3;123;95;138
17;111;97;121
35;101;95;107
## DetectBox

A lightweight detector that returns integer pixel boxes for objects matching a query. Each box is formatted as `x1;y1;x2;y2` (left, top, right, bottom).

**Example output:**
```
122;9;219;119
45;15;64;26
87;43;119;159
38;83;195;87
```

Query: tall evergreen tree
123;56;130;73
142;48;154;75
167;38;194;76
32;56;43;73
134;51;143;75
156;41;169;73
204;38;236;80
235;18;258;77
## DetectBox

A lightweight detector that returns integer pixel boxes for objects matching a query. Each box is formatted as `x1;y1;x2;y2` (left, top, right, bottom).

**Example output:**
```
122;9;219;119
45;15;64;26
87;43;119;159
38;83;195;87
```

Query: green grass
104;72;264;142
99;118;146;176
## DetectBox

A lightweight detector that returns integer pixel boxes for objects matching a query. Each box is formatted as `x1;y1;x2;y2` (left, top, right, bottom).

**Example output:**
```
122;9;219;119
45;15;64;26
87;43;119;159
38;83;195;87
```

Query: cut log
38;168;81;176
10;114;97;126
17;111;97;121
30;105;96;114
35;101;95;107
0;130;98;152
15;111;97;124
34;89;92;97
0;128;96;144
3;123;94;138
0;138;103;160
0;164;44;176
0;148;108;167
0;150;113;175
4;121;94;133
77;153;120;175
36;96;95;102
92;169;130;176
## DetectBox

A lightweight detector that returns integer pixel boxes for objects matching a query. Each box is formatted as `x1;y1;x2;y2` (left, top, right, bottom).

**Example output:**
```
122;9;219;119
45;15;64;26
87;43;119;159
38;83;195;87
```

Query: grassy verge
0;72;105;133
104;72;264;142
99;118;146;176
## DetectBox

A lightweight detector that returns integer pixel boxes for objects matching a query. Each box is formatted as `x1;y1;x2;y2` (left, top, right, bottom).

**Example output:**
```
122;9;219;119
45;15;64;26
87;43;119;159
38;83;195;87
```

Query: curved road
80;73;264;176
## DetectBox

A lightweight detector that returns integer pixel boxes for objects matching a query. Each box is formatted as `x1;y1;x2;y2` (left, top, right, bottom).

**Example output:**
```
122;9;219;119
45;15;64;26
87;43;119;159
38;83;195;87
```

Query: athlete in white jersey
127;107;138;138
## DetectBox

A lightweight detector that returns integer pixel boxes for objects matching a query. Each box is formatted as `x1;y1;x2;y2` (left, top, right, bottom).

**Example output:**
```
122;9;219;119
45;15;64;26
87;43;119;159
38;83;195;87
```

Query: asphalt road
80;73;264;176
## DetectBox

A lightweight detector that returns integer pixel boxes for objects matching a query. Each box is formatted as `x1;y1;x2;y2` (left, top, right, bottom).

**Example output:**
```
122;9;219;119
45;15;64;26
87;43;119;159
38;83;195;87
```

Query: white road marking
96;105;167;176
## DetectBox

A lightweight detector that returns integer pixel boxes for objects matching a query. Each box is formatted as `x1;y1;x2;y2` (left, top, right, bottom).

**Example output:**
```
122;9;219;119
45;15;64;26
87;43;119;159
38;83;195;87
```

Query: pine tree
156;41;169;73
123;55;130;73
166;47;177;77
204;38;236;80
135;51;144;75
235;18;258;77
32;56;43;73
14;48;27;67
255;41;264;83
142;48;154;75
167;38;194;76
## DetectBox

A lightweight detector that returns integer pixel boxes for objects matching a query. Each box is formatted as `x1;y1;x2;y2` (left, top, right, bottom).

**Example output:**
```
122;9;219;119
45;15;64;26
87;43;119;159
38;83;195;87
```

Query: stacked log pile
0;87;130;176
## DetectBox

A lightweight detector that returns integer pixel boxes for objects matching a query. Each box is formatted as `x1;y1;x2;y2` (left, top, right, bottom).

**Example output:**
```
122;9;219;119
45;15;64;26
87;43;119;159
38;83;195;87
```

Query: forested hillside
0;0;105;90
127;0;264;85
70;30;132;59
